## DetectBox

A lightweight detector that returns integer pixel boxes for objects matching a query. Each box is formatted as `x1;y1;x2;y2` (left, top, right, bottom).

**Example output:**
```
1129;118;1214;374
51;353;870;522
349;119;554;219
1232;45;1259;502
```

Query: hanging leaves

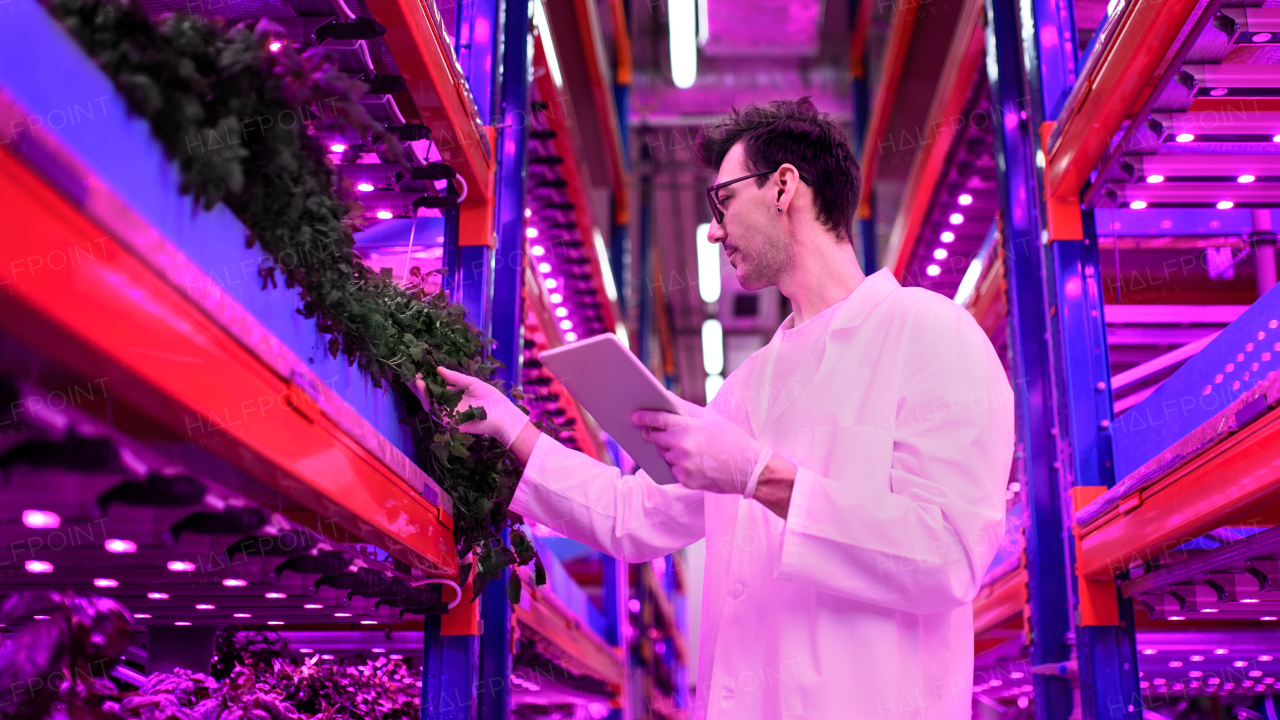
44;0;543;596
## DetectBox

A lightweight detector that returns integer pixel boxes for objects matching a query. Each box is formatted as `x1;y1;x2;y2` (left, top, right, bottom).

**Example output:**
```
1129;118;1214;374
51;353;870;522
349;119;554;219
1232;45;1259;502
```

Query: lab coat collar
772;267;900;340
747;269;900;437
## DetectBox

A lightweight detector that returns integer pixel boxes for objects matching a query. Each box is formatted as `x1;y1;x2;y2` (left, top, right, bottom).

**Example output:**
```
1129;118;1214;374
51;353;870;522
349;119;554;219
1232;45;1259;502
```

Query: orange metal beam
0;149;458;578
1041;0;1198;239
973;566;1028;638
884;0;986;279
855;0;919;221
365;0;496;247
1076;406;1280;582
532;20;620;332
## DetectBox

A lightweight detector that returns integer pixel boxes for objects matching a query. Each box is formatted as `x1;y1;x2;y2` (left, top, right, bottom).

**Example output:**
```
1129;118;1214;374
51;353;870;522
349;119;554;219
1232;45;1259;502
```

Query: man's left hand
633;407;770;495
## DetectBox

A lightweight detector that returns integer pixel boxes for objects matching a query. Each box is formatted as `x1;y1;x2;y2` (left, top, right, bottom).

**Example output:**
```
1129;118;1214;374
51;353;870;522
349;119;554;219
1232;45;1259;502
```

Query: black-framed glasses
705;167;813;225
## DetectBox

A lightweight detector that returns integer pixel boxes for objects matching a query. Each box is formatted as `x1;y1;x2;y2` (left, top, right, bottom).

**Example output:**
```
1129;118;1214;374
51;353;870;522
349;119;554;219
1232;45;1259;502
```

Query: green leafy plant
44;0;538;595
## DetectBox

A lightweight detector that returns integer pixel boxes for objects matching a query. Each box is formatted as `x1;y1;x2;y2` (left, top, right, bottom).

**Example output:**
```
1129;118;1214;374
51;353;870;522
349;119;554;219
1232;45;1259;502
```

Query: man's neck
781;235;867;326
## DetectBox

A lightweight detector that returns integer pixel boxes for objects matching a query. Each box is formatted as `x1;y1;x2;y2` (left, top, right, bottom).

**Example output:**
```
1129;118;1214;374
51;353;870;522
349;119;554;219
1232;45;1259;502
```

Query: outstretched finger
436;366;480;388
633;410;686;432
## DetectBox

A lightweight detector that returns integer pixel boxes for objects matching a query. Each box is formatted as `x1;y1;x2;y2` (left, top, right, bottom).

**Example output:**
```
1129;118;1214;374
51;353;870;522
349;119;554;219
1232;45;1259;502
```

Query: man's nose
707;218;728;243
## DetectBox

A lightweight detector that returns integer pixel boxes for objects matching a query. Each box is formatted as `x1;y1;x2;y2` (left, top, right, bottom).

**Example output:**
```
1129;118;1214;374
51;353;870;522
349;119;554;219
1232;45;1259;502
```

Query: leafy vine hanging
44;0;542;601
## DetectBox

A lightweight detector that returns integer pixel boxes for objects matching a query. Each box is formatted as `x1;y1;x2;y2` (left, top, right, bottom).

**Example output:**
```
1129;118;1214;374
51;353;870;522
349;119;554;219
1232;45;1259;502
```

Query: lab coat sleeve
776;299;1014;614
510;433;706;563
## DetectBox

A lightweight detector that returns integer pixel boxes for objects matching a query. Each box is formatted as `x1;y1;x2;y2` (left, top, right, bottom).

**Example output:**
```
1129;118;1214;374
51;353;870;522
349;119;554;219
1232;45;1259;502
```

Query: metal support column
475;0;532;717
422;615;480;720
850;0;875;274
984;1;1072;718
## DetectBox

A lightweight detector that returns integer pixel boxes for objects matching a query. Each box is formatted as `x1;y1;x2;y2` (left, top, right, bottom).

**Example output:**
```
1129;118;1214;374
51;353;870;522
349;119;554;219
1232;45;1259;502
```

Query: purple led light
948;213;964;225
526;227;539;239
22;510;60;529
559;319;573;330
537;262;552;273
330;143;347;153
957;193;973;206
940;231;955;243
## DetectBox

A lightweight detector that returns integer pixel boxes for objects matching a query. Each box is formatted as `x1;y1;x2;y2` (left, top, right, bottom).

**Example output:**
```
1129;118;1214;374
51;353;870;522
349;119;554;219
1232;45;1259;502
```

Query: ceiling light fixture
360;620;378;625
148;592;170;600
25;560;53;573
696;223;721;303
195;604;215;610
265;592;287;599
268;621;285;625
93;578;118;588
22;510;60;529
133;613;151;619
334;613;353;617
174;621;192;626
702;319;724;376
233;613;252;618
105;539;137;553
372;648;386;653
304;604;324;609
167;561;196;572
222;579;248;588
668;0;698;89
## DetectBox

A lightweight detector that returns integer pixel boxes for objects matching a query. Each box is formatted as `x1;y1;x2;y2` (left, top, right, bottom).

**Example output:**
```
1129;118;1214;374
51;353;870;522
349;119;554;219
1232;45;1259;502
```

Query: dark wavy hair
694;98;860;243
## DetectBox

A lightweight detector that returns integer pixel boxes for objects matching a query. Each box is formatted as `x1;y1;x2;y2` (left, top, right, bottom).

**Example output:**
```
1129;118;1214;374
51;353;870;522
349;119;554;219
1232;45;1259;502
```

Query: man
423;98;1014;719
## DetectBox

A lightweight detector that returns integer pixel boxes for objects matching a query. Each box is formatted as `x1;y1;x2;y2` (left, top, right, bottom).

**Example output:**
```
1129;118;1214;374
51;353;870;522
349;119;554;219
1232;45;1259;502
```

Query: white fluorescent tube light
705;373;724;401
533;0;563;88
669;0;698;89
696;223;720;303
696;0;709;46
702;319;724;375
593;227;619;302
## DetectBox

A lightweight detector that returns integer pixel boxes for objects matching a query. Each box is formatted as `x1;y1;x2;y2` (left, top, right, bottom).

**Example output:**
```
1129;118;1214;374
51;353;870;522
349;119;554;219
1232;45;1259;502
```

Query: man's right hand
413;367;532;448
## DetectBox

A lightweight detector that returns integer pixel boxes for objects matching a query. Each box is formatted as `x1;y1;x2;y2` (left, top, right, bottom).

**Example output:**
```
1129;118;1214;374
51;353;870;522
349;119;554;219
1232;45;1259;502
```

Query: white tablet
538;334;679;485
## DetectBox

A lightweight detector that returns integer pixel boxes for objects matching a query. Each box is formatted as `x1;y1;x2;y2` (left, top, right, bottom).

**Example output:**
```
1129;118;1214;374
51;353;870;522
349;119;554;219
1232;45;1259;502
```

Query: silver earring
776;206;782;212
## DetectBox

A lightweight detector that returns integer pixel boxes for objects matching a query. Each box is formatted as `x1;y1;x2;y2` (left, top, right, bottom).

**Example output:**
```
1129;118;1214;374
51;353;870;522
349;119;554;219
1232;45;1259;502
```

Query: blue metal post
475;0;532;717
850;0;875;273
421;616;480;720
983;1;1073;719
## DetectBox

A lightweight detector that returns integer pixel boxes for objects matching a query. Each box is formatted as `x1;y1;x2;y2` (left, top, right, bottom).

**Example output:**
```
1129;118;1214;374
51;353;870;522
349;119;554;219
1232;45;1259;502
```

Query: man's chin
736;267;771;292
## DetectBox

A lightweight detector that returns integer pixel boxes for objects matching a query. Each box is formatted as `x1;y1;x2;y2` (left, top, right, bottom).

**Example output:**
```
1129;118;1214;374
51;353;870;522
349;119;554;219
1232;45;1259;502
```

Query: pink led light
524;208;532;218
530;246;546;256
1214;648;1230;655
544;278;558;289
1217;200;1234;210
940;231;955;243
1168;615;1185;620
195;604;216;610
33;615;51;620
925;264;941;277
1209;87;1228;96
559;320;573;330
372;648;387;653
93;578;118;588
105;539;137;553
390;654;404;660
234;613;252;618
356;182;375;192
360;620;378;625
1140;649;1158;655
25;560;53;573
1129;200;1148;210
375;210;394;220
22;510;60;529
222;579;248;588
564;332;578;342
175;621;192;626
298;649;315;654
948;213;964;225
549;293;563;303
1264;616;1279;621
1146;174;1164;183
554;307;569;318
265;592;287;599
167;561;197;572
268;41;283;52
1238;174;1256;184
537;262;552;273
957;193;973;206
334;612;353;617
268;621;285;625
147;592;169;600
304;604;324;609
133;613;151;619
1175;133;1195;143
330;143;347;153
526;227;539;238
933;248;948;260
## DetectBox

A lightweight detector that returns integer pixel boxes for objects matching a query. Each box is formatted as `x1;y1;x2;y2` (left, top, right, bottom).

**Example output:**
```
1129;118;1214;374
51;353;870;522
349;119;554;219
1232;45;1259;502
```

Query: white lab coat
510;269;1014;719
